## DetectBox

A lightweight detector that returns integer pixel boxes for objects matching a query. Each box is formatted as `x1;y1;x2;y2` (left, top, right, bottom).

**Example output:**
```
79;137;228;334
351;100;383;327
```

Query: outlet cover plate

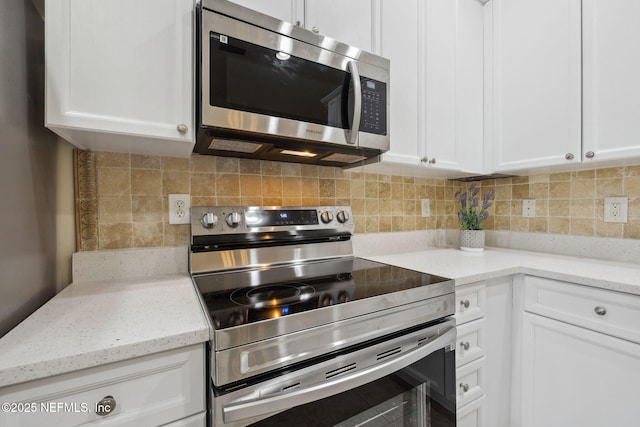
604;197;628;223
522;199;536;217
168;194;191;225
421;199;431;217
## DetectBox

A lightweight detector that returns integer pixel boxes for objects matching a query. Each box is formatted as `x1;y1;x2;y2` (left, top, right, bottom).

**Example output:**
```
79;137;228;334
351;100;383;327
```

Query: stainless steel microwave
195;0;390;167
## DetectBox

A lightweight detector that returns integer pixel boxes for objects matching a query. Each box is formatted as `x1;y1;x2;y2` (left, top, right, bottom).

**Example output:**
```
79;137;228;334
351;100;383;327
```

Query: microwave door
207;32;353;139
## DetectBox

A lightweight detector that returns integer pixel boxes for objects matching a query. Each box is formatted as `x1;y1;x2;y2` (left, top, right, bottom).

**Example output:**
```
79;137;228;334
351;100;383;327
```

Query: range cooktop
193;256;452;330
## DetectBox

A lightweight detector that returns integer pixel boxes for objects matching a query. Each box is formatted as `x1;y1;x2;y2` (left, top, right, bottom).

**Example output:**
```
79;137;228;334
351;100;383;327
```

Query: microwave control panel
360;78;387;136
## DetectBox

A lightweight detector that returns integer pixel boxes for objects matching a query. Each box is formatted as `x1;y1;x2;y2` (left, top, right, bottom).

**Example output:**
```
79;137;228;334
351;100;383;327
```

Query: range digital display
245;209;319;227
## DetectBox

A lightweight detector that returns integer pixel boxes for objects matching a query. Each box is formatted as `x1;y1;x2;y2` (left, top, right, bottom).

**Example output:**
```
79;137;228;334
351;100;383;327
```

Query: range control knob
336;210;350;223
201;213;218;229
320;211;334;224
226;212;242;228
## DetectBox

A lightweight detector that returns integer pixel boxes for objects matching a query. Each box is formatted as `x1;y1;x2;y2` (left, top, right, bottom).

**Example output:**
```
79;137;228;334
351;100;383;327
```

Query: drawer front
456;356;485;408
456;319;485;367
457;395;485;427
455;283;486;325
0;345;205;427
165;411;206;427
524;276;640;344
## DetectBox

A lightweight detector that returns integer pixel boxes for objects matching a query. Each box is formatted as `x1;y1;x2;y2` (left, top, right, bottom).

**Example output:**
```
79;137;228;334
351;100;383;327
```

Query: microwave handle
347;60;362;145
221;325;456;423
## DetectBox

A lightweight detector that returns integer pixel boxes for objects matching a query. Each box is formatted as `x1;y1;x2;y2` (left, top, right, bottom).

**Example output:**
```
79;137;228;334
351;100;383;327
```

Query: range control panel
191;206;354;237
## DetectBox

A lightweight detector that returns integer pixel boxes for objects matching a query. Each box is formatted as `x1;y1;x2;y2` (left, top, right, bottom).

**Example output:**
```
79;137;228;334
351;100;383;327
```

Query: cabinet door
304;0;377;53
45;0;194;157
518;313;640;427
228;0;302;25
377;0;421;166
425;0;484;173
491;0;581;172
583;0;640;163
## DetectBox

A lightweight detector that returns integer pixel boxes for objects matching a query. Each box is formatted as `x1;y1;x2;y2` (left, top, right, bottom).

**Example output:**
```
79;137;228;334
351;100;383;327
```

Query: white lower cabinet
0;345;205;427
456;395;485;427
455;277;512;427
513;276;640;427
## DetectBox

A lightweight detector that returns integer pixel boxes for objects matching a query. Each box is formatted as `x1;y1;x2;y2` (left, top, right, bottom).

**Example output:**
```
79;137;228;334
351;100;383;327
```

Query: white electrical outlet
421;199;431;217
168;194;191;225
522;199;536;217
604;197;628;223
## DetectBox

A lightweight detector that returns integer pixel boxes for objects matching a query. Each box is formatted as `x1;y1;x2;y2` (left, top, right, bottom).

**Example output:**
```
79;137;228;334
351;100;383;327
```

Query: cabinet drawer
456;319;485;367
455;283;486;325
457;395;485;427
0;345;205;427
524;276;640;344
456;356;484;408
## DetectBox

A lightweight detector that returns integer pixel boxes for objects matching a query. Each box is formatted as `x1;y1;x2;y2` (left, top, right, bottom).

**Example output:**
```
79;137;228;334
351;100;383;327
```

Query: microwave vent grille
209;139;264;154
321;153;367;164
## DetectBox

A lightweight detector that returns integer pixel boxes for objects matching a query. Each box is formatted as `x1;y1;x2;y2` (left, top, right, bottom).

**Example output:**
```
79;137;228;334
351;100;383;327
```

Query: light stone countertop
2;239;640;390
362;247;640;295
0;274;210;388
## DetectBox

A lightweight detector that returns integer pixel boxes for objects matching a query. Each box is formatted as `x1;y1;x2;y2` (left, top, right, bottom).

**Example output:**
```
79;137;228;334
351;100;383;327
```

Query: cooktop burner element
230;283;316;308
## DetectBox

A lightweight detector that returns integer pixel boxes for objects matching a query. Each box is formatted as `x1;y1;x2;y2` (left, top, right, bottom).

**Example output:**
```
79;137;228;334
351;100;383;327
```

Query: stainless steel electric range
189;206;457;427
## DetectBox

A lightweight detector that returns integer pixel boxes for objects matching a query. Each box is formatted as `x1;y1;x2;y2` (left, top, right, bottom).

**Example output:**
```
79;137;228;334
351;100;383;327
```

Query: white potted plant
455;182;494;252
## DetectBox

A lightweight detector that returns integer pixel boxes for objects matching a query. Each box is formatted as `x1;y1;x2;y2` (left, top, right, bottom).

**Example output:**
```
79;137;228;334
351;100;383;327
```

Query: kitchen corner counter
0;274;210;388
362;247;640;295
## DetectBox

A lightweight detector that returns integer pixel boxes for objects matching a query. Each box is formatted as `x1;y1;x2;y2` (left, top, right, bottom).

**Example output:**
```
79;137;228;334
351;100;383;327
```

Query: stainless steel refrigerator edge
0;0;75;337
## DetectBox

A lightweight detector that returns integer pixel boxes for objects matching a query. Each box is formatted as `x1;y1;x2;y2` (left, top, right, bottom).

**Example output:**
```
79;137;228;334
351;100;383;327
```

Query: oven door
199;9;389;153
212;319;456;427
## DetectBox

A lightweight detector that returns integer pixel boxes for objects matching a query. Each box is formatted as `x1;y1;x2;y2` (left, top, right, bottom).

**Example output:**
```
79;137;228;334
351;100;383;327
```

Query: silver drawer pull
96;395;116;416
459;383;469;393
594;306;607;316
460;299;470;309
460;341;470;351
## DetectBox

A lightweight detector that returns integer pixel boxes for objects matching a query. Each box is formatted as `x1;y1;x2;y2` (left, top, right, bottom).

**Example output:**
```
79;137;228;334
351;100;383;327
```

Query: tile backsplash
84;152;452;250
76;151;640;250
475;167;640;239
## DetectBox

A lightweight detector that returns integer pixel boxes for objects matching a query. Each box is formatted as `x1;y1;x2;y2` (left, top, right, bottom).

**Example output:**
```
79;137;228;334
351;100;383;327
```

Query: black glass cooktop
194;257;452;329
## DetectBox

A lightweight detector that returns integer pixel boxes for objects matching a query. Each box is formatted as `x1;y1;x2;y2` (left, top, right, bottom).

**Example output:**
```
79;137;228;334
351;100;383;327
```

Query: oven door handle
222;324;456;423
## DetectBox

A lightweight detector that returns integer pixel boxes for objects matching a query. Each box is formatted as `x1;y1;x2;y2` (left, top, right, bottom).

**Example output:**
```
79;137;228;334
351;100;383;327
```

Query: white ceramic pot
460;229;485;252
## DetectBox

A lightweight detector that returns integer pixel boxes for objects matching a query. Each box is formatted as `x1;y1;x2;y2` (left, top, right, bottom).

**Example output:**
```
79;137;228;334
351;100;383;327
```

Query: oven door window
248;348;455;427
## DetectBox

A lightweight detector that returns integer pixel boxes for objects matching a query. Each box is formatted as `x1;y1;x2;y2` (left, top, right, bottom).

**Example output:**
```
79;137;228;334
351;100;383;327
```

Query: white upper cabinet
45;0;195;157
490;0;582;172
425;0;485;174
370;0;485;176
583;0;640;163
304;0;377;53
231;0;377;53
227;0;302;26
376;0;420;167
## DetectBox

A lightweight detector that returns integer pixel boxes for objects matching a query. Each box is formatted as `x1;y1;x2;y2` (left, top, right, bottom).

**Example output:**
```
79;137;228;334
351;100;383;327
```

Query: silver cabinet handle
177;124;188;134
565;153;574;160
594;306;607;316
585;151;595;158
460;341;470;351
460;383;469;393
460;299;470;309
346;61;361;146
96;395;116;416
